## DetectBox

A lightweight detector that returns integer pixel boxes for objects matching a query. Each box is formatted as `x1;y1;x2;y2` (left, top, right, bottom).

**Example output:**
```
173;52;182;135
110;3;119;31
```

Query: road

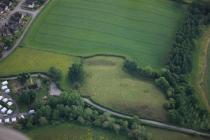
0;0;49;61
83;98;210;138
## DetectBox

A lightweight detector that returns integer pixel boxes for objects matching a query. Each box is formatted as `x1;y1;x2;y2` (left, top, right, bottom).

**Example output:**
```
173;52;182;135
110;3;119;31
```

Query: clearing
80;56;167;121
23;0;184;68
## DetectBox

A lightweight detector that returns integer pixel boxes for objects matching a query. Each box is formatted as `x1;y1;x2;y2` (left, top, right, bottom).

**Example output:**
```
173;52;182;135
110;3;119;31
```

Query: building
7;101;13;106
4;89;10;94
1;85;7;90
1;81;8;86
29;109;35;114
1;107;7;113
4;118;10;123
11;117;16;122
7;109;13;115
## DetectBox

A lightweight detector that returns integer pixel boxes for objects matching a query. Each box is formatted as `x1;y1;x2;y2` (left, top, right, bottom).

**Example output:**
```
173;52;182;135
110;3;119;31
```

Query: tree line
124;1;210;130
15;92;151;140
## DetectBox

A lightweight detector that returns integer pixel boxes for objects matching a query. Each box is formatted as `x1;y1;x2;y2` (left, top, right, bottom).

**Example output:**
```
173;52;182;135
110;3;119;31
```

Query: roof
11;117;16;122
2;98;8;103
1;81;8;85
1;107;7;113
7;109;12;114
5;89;10;93
1;85;7;90
4;118;10;123
7;102;13;106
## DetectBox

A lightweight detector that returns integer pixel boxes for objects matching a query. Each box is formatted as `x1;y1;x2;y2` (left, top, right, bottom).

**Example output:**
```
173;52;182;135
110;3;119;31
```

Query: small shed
1;81;8;86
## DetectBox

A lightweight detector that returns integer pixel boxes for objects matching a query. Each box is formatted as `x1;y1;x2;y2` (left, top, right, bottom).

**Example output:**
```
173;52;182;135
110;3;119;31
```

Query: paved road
83;98;210;138
0;0;49;61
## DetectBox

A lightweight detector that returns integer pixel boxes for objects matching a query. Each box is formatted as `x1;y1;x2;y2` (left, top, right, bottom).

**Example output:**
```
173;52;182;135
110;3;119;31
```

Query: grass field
23;0;184;68
81;56;167;121
206;43;210;105
147;127;209;140
0;48;79;89
25;123;209;140
25;123;128;140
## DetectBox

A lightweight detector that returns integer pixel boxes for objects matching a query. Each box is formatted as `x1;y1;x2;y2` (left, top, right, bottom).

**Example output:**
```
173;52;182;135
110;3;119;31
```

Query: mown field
23;0;184;68
81;56;167;121
25;123;128;140
0;48;79;89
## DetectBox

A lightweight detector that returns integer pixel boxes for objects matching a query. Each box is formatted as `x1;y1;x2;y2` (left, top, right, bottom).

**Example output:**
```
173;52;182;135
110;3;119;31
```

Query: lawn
80;56;167;121
23;0;184;68
0;48;79;89
25;123;128;140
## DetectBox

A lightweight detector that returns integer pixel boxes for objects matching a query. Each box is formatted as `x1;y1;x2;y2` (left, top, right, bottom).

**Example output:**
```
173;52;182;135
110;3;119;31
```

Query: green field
0;48;79;89
147;127;209;140
206;44;210;104
23;0;184;68
81;56;167;121
25;123;209;140
25;123;128;140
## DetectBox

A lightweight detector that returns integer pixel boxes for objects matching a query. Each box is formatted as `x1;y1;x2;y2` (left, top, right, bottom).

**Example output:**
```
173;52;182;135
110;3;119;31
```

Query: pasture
0;48;79;89
25;123;128;140
23;0;184;68
80;56;167;121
